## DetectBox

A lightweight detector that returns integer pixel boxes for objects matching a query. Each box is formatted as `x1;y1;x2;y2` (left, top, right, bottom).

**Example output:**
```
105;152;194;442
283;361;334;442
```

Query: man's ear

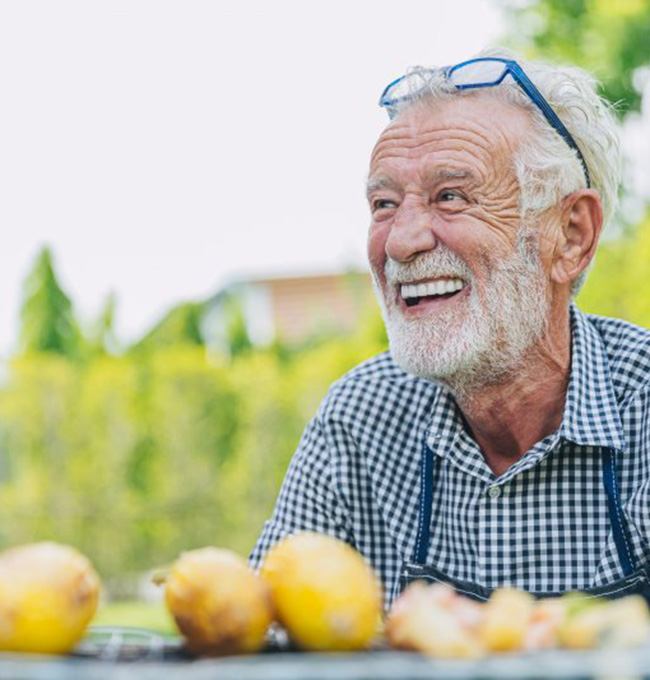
551;190;603;288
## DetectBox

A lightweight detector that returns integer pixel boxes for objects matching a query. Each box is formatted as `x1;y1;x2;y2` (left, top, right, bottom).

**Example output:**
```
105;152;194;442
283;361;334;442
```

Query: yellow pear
0;542;100;654
261;532;382;651
165;547;272;655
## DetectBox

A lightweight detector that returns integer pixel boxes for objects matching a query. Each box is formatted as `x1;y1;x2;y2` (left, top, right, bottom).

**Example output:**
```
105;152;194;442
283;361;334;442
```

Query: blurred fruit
386;583;482;659
602;595;650;648
386;583;650;658
0;542;100;654
524;597;566;650
261;532;382;651
559;594;650;649
558;602;609;649
479;587;534;652
165;547;272;655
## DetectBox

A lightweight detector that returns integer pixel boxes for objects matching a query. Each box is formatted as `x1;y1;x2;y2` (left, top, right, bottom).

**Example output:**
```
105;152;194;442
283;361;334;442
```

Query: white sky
0;1;646;356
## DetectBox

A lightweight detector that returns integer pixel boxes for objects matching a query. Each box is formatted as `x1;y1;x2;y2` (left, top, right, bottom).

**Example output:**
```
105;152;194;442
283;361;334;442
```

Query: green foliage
93;601;175;635
0;346;238;585
577;211;650;325
87;292;119;356
130;302;205;354
502;0;650;115
0;300;387;591
223;297;253;358
19;247;81;357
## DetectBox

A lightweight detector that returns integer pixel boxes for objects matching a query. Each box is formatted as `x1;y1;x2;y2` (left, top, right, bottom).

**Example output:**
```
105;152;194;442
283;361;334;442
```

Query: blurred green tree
129;301;205;353
503;0;650;115
88;291;119;356
224;296;253;358
19;247;81;357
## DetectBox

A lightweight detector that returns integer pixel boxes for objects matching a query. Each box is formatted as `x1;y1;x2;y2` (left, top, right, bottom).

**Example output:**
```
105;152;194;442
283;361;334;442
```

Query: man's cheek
367;228;388;281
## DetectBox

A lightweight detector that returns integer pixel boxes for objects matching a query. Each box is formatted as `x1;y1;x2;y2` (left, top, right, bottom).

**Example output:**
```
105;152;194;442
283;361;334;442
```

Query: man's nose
385;201;437;263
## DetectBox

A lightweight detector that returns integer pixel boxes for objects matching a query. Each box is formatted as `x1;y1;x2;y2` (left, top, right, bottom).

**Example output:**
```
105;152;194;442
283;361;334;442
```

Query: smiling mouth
400;278;466;308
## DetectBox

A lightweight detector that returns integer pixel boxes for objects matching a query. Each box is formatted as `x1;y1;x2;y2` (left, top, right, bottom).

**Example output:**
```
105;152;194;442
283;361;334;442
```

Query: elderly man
250;49;650;608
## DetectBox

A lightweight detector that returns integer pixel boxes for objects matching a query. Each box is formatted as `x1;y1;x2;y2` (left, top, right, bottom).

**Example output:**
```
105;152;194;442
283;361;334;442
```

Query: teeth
400;278;464;300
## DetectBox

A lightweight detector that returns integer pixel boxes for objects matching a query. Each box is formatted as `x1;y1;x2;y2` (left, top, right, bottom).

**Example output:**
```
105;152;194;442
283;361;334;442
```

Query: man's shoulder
584;311;650;395
317;351;441;420
331;350;433;391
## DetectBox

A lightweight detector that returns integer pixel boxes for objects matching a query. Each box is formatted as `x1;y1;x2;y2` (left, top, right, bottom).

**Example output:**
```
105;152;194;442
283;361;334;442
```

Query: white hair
385;47;622;296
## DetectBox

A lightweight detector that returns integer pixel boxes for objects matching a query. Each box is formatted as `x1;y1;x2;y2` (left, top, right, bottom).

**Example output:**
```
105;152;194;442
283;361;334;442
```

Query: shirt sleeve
248;414;352;570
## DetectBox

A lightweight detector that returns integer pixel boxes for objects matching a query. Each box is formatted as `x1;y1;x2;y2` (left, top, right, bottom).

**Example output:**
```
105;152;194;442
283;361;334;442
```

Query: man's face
367;95;552;391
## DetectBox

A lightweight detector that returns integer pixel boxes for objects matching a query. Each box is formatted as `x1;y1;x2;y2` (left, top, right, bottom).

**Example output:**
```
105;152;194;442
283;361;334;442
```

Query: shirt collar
558;304;626;451
425;384;495;482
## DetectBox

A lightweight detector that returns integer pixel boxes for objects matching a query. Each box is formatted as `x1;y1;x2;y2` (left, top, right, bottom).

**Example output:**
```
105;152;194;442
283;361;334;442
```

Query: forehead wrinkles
372;116;512;161
370;111;526;203
370;128;495;186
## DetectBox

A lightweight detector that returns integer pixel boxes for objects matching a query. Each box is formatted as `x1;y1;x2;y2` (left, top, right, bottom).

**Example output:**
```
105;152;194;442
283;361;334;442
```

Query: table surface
0;626;648;680
1;645;649;680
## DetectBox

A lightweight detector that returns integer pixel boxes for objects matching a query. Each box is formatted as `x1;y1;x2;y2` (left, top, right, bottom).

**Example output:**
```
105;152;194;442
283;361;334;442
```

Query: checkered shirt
249;306;650;610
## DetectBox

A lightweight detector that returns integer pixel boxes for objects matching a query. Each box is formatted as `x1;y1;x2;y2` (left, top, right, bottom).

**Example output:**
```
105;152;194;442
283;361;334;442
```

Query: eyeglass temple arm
508;65;591;187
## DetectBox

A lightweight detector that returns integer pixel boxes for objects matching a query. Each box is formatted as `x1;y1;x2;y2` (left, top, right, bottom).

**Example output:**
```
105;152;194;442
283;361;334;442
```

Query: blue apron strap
412;442;434;564
412;444;635;577
601;448;635;577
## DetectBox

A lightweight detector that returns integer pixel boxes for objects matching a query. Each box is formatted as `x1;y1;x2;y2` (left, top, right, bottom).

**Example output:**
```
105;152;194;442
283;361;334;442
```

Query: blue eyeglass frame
379;57;591;188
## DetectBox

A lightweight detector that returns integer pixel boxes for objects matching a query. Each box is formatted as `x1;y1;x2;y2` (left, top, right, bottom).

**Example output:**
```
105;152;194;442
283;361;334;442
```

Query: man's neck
452;305;572;477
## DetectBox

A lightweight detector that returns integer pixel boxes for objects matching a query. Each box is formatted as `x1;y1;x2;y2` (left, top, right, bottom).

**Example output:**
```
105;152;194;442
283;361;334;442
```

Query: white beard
372;231;550;398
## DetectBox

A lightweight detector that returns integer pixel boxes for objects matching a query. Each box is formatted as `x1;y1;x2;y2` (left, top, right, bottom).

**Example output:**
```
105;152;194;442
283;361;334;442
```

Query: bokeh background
0;0;648;619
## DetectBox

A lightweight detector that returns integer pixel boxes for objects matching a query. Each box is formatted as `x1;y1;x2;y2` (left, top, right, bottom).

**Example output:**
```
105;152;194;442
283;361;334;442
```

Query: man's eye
438;190;463;202
372;198;397;211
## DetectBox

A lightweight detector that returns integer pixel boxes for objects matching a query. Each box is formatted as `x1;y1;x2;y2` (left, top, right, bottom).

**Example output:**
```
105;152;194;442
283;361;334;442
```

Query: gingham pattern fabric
249;306;650;610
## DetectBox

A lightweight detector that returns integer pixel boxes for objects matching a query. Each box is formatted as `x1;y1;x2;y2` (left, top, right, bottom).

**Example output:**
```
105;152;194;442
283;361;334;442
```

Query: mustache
384;248;473;284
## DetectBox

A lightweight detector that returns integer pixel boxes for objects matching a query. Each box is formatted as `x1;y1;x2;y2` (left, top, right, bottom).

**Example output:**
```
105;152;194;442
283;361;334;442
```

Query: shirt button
488;485;501;498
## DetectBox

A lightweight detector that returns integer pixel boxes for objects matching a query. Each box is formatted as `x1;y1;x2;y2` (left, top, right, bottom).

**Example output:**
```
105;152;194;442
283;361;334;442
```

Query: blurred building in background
202;270;376;353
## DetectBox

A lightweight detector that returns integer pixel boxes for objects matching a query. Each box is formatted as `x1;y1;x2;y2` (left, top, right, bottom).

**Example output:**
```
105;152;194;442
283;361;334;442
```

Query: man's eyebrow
365;175;399;199
366;169;475;199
